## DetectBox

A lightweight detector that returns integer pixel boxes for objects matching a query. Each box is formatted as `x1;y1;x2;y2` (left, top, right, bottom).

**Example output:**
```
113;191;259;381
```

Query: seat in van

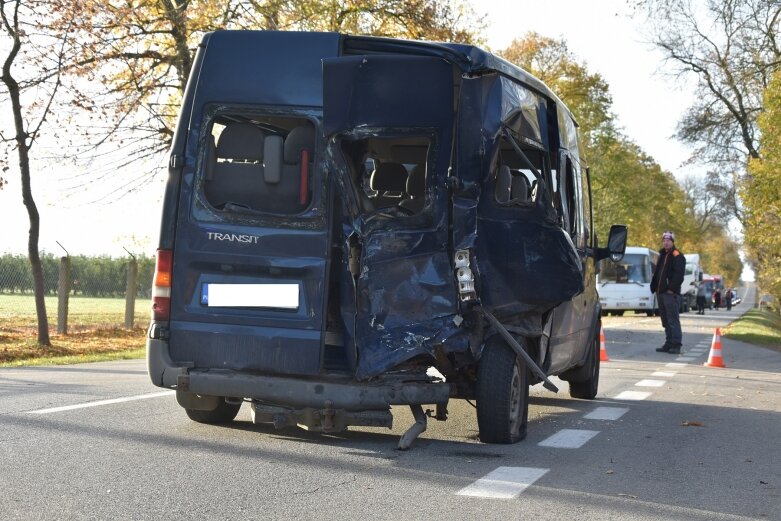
369;162;408;209
495;165;512;203
282;125;315;209
511;173;530;203
399;164;425;213
205;122;265;210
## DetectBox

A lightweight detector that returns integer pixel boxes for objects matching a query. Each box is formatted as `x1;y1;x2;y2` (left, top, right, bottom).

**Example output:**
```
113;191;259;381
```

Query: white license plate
203;283;299;309
616;302;629;307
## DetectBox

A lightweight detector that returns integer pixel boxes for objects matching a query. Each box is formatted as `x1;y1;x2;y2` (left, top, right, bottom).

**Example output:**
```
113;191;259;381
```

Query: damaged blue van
147;30;627;448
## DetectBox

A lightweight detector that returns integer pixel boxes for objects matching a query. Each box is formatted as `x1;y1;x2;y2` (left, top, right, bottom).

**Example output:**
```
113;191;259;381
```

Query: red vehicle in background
702;274;725;308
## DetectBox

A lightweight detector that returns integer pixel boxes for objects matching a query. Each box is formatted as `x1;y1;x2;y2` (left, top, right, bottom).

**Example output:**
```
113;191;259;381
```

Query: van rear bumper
147;338;450;410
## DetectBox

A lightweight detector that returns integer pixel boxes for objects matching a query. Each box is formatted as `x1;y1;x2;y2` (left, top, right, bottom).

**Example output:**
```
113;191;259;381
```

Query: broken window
338;135;431;216
493;135;544;206
200;114;315;215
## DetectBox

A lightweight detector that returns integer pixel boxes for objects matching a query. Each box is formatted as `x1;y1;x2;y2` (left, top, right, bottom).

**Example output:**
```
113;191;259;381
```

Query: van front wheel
563;327;600;399
185;399;242;424
476;337;529;444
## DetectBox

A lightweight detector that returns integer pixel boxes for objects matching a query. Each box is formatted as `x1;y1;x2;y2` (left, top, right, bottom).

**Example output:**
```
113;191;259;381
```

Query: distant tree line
0;254;154;298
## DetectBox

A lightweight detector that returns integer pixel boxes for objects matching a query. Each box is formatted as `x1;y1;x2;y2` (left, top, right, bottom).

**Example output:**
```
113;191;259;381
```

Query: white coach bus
598;246;659;316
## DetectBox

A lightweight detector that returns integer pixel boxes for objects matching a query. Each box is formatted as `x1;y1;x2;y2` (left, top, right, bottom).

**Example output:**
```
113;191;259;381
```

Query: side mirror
597;224;628;262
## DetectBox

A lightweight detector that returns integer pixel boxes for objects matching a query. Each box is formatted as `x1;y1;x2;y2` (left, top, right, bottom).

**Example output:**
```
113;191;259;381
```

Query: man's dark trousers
658;292;682;351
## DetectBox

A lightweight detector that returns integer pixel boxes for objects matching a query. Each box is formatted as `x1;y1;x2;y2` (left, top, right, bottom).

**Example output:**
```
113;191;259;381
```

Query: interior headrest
284;125;315;163
216;123;264;160
406;164;426;197
370;162;408;192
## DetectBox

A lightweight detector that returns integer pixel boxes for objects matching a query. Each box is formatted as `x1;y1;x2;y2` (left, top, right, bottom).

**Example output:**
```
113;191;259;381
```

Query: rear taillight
152;249;172;321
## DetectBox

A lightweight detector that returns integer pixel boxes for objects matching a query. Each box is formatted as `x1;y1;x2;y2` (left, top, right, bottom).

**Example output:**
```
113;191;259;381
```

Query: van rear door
322;54;461;380
165;31;341;377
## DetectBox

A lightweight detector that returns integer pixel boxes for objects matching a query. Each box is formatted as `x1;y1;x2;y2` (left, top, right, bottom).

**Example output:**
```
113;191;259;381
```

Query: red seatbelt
299;149;309;205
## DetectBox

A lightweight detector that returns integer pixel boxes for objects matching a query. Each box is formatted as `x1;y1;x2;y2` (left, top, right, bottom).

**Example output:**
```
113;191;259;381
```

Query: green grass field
0;294;150;330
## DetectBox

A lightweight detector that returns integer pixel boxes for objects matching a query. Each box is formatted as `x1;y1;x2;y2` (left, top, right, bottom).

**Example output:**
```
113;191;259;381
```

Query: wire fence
0;253;154;333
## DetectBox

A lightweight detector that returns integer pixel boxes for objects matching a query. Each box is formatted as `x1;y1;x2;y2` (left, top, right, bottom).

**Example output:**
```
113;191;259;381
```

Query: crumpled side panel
476;216;583;317
354;246;459;380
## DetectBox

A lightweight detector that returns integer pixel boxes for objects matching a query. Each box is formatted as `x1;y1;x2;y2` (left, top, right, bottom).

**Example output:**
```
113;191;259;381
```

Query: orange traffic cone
704;328;726;368
599;325;610;362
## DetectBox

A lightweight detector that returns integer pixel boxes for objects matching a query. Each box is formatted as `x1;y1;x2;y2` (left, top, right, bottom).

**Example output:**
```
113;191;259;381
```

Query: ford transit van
147;31;627;448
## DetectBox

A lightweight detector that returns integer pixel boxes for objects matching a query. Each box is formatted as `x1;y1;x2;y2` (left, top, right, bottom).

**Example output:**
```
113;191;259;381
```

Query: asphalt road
1;284;778;520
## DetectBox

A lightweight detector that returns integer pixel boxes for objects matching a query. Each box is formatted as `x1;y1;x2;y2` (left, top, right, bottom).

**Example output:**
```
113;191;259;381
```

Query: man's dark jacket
650;248;686;295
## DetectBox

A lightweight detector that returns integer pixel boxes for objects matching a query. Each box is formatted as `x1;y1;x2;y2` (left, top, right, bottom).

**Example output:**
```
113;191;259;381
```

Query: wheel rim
509;361;522;434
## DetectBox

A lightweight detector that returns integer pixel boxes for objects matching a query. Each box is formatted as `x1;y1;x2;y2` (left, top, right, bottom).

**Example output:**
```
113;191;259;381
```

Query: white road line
666;362;687;368
635;379;666;387
28;391;175;414
538;429;599;448
615;390;651;400
584;407;629;420
457;467;549;499
651;371;676;378
675;356;696;362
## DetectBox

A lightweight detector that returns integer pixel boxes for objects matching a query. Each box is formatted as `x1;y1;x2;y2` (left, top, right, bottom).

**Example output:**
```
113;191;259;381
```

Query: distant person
725;288;733;310
696;282;707;315
714;288;722;309
650;231;686;354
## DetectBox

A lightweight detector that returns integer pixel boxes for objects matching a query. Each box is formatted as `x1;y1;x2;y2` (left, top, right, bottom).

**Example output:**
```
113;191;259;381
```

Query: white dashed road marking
28;391;175;414
615;390;652;400
584;407;629;420
675;356;696;362
538;429;599;448
635;379;666;387
666;362;686;368
652;371;676;378
457;467;549;499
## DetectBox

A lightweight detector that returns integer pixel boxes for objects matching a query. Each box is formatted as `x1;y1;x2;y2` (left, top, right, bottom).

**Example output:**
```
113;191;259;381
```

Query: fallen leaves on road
681;421;704;427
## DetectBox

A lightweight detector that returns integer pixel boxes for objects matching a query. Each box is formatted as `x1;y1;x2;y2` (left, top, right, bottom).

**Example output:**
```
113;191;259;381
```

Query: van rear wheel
185;399;242;424
476;337;529;444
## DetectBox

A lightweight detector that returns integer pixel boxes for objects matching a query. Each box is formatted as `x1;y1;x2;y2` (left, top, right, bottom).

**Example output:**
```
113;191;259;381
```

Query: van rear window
201;115;314;215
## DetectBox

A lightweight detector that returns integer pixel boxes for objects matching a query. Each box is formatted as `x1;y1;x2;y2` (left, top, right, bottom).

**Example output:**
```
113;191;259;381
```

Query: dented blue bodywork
152;30;592;394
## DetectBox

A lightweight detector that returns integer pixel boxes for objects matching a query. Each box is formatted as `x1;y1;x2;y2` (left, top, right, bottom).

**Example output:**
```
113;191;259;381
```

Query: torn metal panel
323;53;462;379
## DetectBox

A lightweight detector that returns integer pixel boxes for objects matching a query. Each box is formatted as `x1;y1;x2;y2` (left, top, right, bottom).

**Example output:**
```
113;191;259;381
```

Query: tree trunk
2;22;51;346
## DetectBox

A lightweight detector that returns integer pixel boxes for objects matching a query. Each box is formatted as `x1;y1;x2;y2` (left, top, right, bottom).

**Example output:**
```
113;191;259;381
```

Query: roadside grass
722;308;781;353
0;295;148;367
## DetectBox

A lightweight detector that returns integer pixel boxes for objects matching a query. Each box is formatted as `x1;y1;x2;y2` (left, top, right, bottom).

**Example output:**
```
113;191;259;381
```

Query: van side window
201;116;314;215
561;155;587;248
492;136;542;206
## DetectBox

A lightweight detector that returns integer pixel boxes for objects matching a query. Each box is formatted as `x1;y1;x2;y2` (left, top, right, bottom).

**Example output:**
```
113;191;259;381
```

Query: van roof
342;34;573;119
199;31;578;128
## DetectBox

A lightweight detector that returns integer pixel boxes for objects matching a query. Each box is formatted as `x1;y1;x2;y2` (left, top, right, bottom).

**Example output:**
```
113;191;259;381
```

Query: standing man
696;281;707;314
650;231;686;354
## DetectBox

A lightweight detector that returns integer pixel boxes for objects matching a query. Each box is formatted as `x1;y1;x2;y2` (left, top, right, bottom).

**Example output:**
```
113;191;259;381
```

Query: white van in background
680;253;702;312
598;247;659;316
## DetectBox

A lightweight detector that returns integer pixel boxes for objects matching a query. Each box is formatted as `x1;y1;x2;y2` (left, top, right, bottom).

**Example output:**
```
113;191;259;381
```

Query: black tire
476;337;529;444
564;326;600;399
185;398;242;424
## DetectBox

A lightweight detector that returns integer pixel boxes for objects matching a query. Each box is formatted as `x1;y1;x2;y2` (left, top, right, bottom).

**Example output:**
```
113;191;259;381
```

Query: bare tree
637;0;781;226
1;0;71;346
681;172;736;235
47;0;486;201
